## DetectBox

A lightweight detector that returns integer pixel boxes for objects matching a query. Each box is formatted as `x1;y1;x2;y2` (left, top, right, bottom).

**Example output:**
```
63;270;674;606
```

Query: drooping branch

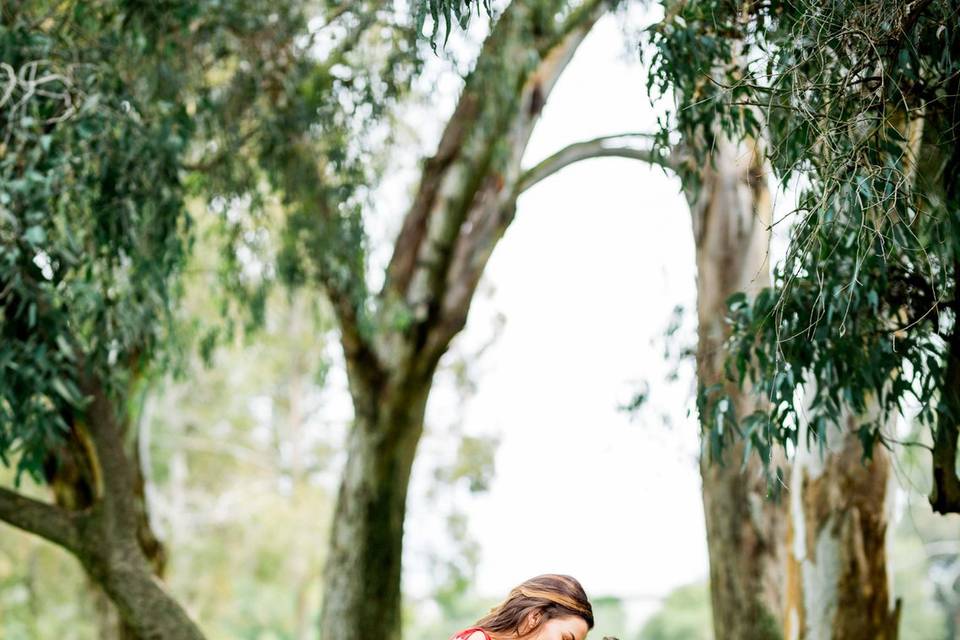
0;485;82;552
930;260;960;514
517;132;675;193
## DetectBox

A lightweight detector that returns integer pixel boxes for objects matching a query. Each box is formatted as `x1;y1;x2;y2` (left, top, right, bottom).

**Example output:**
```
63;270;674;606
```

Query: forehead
546;615;589;636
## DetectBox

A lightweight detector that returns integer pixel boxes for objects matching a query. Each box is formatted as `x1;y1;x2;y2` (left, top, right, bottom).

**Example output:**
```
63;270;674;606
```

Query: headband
509;586;591;617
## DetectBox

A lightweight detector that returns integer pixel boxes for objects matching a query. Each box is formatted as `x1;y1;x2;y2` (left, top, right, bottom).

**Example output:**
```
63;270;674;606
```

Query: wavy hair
475;574;593;635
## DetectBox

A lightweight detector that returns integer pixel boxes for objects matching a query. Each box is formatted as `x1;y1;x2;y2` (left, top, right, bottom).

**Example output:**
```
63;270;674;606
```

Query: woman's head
476;574;593;640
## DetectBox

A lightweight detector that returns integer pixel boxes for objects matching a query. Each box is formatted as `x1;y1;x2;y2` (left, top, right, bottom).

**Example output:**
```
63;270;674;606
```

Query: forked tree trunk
690;136;788;640
784;406;900;640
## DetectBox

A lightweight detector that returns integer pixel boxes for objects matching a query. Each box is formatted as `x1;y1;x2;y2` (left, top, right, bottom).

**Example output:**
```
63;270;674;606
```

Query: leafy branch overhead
650;0;960;510
416;0;494;47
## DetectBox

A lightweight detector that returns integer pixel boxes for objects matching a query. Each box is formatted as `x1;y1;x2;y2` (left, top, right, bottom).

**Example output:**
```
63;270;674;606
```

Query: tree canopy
649;0;960;509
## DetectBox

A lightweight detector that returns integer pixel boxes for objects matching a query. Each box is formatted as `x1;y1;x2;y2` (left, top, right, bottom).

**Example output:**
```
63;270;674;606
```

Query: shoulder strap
453;628;492;640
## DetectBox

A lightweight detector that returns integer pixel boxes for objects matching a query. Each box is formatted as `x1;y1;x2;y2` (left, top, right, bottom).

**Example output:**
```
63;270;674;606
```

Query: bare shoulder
464;633;488;640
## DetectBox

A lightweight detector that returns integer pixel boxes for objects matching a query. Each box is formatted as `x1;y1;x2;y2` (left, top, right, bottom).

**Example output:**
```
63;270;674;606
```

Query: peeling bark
785;407;900;640
691;136;788;640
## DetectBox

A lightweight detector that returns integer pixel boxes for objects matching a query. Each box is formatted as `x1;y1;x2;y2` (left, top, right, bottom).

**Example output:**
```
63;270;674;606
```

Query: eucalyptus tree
0;1;319;637
651;0;958;637
230;1;629;636
188;2;778;639
2;1;638;638
0;3;206;637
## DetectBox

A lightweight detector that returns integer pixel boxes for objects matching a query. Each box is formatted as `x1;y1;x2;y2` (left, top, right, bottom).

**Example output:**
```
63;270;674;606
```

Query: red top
452;628;492;640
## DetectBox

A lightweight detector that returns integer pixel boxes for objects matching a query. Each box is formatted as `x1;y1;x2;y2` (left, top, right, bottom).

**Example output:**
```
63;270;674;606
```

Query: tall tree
0;4;204;635
645;7;789;635
259;2;619;637
690;138;787;640
0;1;315;635
650;0;958;636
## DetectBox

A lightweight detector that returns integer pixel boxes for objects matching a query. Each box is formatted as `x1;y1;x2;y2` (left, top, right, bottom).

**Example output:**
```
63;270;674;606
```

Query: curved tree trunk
690;136;788;640
784;406;900;640
46;416;167;640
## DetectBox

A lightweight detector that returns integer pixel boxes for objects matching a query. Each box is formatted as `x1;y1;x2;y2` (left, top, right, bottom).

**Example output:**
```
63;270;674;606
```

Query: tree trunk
43;395;168;640
319;379;431;640
784;408;900;640
75;381;206;640
690;136;788;640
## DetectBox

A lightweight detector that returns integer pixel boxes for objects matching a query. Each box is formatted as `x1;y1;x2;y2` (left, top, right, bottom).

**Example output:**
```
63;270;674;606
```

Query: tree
0;3;209;636
648;0;958;636
649;0;959;508
0;1;320;636
257;2;622;637
689;137;787;640
202;2;781;638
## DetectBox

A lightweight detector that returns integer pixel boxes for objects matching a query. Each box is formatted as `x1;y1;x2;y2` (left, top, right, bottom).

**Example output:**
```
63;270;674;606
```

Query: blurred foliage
414;0;492;48
0;471;98;639
0;205;339;638
0;0;439;480
891;420;959;637
638;583;712;640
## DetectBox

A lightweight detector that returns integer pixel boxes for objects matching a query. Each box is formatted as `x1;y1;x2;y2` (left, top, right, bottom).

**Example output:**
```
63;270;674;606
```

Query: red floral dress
451;628;492;640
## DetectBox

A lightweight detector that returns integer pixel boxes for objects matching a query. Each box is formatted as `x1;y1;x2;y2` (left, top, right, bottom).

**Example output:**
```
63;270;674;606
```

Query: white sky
401;11;711;619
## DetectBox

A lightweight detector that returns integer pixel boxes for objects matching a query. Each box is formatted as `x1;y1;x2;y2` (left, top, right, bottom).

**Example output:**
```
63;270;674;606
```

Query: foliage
637;582;712;640
0;0;430;484
0;221;339;638
415;0;493;47
0;1;196;481
648;0;960;471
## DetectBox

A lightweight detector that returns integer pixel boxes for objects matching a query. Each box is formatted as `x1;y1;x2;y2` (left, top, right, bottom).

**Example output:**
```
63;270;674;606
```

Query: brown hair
475;574;594;635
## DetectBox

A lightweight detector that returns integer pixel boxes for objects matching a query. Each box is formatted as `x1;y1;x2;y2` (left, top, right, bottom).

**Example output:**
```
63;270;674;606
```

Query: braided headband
503;586;591;617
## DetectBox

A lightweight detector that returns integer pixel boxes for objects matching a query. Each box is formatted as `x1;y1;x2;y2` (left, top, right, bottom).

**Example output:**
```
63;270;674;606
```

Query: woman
451;574;594;640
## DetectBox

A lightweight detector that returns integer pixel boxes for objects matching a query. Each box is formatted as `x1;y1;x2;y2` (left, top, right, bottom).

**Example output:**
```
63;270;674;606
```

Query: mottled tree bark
784;408;900;640
45;414;167;640
318;2;612;638
320;375;431;640
690;137;788;640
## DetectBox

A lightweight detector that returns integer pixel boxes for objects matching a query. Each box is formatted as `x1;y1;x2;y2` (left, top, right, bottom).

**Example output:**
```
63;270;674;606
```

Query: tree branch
0;485;82;551
382;0;612;315
419;1;612;363
517;133;675;193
